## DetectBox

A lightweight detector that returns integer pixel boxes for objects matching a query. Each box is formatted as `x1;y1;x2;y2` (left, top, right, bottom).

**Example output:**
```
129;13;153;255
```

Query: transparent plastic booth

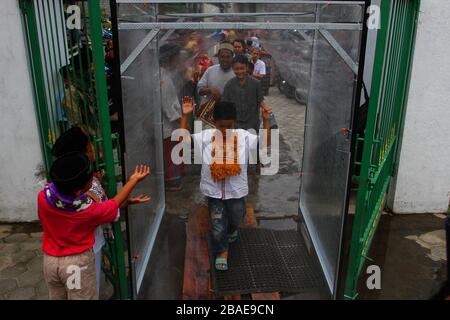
116;0;365;299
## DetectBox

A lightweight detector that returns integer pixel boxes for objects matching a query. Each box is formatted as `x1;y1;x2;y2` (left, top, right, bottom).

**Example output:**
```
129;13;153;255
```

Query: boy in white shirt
180;98;272;271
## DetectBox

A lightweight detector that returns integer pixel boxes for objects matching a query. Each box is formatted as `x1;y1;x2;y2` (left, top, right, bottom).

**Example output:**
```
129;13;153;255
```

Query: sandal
215;257;228;271
227;230;238;244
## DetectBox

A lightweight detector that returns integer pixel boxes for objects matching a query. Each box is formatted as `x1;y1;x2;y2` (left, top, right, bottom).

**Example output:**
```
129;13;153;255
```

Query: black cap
51;127;89;158
50;152;93;195
214;101;237;121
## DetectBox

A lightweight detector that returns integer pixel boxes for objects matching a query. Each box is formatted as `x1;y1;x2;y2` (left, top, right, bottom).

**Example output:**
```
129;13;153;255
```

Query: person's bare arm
253;73;264;80
260;100;270;109
113;165;150;206
197;69;221;100
119;194;152;209
261;105;272;147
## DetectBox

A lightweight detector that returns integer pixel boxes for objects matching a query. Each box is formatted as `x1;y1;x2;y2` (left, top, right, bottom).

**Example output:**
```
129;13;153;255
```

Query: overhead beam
119;22;362;31
117;0;364;4
160;12;316;18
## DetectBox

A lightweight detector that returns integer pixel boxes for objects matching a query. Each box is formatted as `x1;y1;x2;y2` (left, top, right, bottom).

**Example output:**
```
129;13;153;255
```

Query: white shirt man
197;65;235;103
250;47;266;80
197;42;235;103
253;59;266;77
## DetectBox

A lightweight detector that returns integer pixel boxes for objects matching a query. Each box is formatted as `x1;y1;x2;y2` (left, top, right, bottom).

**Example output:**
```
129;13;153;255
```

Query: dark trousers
208;197;246;255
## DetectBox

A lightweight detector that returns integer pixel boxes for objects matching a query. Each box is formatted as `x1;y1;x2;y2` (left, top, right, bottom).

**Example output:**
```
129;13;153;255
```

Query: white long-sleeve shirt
192;129;258;200
197;64;235;103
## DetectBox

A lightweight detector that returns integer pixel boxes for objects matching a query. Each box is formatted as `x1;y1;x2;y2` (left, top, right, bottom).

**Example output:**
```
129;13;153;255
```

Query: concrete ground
356;213;448;300
0;87;447;299
0;224;46;300
0;223;114;300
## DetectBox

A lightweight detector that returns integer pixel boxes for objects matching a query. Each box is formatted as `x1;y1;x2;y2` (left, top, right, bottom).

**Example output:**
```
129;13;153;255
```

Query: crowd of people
160;35;272;191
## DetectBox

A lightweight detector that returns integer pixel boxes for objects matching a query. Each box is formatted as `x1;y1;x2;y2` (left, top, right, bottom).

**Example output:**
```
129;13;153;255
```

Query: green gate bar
87;0;129;300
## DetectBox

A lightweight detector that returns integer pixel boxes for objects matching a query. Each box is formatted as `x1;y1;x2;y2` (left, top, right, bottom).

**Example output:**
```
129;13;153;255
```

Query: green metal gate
344;0;421;299
20;0;129;299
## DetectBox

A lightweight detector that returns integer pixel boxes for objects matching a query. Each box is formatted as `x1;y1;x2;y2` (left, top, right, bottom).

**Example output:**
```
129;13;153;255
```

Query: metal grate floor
209;228;327;296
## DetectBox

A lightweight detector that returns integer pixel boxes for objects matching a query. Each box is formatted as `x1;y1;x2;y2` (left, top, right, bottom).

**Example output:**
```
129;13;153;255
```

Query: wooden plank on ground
251;292;281;300
182;205;214;300
242;205;258;228
224;295;242;300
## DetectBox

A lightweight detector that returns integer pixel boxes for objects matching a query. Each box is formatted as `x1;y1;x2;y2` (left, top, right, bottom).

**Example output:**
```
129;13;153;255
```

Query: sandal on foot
215;257;228;271
227;230;238;243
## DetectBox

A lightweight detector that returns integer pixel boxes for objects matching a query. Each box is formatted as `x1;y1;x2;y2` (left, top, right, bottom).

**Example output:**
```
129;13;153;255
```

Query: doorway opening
116;0;364;300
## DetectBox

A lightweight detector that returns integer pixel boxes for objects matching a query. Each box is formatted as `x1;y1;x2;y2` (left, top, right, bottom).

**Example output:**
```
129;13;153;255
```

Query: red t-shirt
37;190;119;257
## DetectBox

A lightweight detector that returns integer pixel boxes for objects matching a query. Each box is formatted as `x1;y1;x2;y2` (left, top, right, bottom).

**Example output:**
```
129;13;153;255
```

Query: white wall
363;0;380;93
0;0;44;222
389;1;450;213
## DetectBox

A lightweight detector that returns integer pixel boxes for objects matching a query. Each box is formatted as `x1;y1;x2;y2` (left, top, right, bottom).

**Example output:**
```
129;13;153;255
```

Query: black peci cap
51;127;89;158
50;152;93;195
214;101;237;121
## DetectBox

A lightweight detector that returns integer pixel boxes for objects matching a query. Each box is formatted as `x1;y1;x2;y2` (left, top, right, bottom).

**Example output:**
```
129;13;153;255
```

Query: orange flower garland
210;134;241;181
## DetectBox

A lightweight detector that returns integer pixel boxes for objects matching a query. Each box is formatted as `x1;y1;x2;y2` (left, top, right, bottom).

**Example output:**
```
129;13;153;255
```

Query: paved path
0;224;113;300
0;225;46;300
265;86;306;171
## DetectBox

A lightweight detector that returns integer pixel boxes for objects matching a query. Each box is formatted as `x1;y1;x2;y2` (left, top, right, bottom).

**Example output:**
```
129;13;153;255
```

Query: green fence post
87;1;129;300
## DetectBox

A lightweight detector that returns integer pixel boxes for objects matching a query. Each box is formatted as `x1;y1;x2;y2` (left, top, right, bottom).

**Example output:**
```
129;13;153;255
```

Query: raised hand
130;165;151;182
128;194;151;204
182;96;195;115
261;104;272;120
